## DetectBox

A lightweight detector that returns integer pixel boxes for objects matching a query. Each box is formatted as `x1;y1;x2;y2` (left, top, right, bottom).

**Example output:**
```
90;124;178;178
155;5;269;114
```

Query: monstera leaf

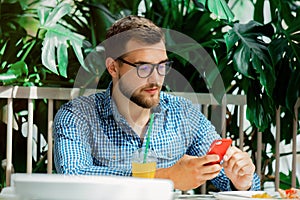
224;21;275;97
39;2;87;77
223;21;276;131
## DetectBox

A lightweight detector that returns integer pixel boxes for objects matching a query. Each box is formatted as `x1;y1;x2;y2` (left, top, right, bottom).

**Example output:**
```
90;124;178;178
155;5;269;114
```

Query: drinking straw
143;113;155;163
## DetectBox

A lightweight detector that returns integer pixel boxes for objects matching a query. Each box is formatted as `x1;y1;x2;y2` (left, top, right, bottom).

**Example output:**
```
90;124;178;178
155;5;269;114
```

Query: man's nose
147;67;160;82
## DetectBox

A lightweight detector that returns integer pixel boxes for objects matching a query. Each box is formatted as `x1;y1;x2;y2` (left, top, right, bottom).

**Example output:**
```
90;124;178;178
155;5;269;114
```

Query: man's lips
143;87;159;94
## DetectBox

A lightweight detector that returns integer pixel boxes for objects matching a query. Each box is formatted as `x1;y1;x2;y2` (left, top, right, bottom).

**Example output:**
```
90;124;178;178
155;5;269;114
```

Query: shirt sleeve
53;100;130;176
210;169;261;191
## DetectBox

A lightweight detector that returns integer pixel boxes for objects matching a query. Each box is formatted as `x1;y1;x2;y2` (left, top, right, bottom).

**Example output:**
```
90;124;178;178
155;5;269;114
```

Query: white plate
213;191;280;200
12;173;173;200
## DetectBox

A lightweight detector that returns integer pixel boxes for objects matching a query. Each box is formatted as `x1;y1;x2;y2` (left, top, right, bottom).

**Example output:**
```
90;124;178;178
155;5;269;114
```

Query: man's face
116;39;168;108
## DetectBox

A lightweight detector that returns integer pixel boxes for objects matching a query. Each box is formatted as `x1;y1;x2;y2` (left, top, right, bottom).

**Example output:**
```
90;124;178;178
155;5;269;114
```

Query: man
53;15;260;191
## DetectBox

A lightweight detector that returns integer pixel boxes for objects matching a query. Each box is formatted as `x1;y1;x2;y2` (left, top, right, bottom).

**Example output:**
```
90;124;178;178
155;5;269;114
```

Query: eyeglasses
117;58;173;78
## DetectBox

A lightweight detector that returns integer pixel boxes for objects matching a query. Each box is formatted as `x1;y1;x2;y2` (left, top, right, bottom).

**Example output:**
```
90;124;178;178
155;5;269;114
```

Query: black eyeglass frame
117;57;173;78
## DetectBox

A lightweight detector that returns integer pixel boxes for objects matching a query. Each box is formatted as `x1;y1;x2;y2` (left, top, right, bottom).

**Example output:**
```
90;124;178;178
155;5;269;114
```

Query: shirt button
112;155;116;159
114;114;120;122
168;153;172;157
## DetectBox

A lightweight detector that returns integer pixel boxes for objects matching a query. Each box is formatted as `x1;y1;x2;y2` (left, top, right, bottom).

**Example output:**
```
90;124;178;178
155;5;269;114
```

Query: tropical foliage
0;0;299;191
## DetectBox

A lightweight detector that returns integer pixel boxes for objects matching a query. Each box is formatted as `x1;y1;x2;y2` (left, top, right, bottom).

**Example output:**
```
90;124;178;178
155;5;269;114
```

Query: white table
1;173;175;200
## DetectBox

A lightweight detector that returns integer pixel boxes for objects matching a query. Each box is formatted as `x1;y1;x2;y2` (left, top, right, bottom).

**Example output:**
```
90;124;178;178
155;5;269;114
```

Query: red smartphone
206;138;232;165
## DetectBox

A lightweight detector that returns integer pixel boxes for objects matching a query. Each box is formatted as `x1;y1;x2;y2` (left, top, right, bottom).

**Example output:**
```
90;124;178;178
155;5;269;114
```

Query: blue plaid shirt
53;83;260;191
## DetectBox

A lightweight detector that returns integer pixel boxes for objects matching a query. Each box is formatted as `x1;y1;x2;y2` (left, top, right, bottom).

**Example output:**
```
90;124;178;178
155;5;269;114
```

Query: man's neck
112;84;151;137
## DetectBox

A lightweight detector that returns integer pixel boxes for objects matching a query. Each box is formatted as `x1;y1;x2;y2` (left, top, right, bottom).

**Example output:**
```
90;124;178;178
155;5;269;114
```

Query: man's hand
223;146;255;190
155;154;222;191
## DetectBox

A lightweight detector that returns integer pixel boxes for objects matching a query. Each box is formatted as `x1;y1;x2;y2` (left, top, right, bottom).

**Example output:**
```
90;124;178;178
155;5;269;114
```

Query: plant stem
21;40;36;62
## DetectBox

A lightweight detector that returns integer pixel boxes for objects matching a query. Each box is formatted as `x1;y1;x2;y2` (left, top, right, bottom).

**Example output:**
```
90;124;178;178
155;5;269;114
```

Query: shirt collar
157;91;168;113
101;82;114;118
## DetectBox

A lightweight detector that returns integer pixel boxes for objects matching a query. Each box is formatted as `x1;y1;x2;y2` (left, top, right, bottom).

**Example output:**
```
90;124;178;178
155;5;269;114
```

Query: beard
118;81;161;109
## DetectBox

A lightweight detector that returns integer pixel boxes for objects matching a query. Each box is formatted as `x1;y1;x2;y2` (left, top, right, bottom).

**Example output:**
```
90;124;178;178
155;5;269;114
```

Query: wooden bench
0;86;299;191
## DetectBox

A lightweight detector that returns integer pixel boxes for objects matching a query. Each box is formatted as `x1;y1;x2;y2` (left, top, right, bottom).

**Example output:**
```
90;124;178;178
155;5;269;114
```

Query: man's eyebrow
134;59;169;64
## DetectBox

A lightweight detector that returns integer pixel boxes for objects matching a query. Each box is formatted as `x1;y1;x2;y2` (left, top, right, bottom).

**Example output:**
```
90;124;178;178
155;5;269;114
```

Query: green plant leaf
268;38;285;66
196;0;234;21
269;8;300;110
253;0;264;23
41;32;58;74
246;87;273;131
232;44;251;77
43;2;72;27
40;2;87;76
280;1;297;27
70;39;86;71
224;21;275;96
268;3;300;64
37;6;51;26
280;171;300;189
224;27;240;52
184;11;225;42
286;65;300;111
207;0;234;21
286;16;300;64
0;61;28;85
57;43;68;78
279;107;296;144
85;1;118;44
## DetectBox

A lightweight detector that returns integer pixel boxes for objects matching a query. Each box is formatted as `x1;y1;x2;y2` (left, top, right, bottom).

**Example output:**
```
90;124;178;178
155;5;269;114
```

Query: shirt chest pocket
153;135;186;168
93;147;133;169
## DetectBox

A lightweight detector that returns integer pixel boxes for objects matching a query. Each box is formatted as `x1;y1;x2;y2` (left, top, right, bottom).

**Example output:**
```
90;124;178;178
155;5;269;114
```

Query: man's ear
106;57;118;78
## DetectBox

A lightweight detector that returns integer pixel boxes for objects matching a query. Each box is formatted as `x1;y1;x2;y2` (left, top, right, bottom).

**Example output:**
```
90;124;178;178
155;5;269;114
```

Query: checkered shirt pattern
53;83;260;191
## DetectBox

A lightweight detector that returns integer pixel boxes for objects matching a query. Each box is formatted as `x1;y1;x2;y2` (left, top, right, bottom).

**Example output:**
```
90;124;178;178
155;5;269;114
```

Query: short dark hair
104;15;165;59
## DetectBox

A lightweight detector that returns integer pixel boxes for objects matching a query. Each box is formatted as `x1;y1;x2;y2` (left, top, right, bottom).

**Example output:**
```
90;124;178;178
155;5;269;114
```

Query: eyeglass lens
117;58;172;78
137;62;172;78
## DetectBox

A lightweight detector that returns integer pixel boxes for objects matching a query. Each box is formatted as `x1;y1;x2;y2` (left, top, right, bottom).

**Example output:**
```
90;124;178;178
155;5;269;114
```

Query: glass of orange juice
131;148;157;178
